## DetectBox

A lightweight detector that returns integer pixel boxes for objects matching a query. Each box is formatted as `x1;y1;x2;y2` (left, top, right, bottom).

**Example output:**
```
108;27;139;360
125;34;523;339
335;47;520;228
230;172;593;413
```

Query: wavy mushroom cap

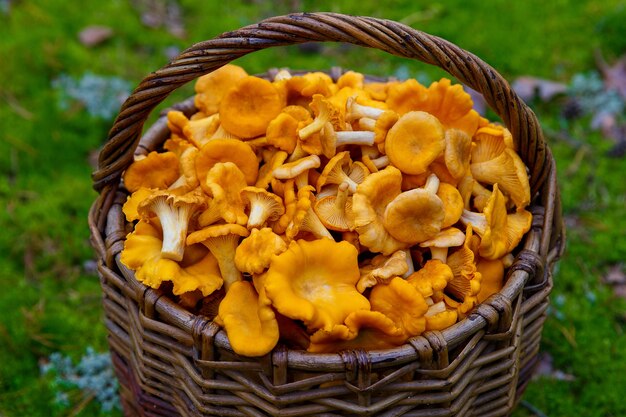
357;250;409;293
219;75;285;138
123;151;179;193
369;277;429;337
385;111;446;175
352;166;406;255
407;260;454;302
195;138;258;188
264;239;370;332
199;162;248;226
436;182;465;229
444;128;473;180
218;281;279;357
194;64;249;115
234;228;287;275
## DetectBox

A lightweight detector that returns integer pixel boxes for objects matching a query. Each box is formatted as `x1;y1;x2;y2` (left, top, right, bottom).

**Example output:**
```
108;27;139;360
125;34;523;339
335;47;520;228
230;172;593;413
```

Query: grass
1;1;626;416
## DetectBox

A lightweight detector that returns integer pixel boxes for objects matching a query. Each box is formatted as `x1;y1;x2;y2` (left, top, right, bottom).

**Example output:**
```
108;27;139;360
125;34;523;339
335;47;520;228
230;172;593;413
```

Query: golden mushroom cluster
120;64;532;357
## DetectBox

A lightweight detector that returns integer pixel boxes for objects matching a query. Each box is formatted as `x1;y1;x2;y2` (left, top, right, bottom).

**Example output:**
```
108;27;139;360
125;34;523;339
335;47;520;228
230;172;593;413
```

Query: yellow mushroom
168;147;200;193
419;227;465;263
316;151;359;193
444;128;473;180
313;182;355;232
352;166;407;255
385;78;430;116
263;239;370;332
234;228;287;275
272;155;321;180
383;173;445;244
195;138;259;187
437;182;465;229
266;112;299;153
299;94;345;139
357;250;409;293
123;151;179;193
183;113;220;148
256;150;288;190
385;111;446;175
470;148;531;210
445;225;482;316
240;187;284;229
370;277;428;337
137;188;206;261
476;257;506;303
219;75;285;138
421;78;481;137
194;64;248;115
424;302;459;331
285;185;333;241
122;187;155;222
186;223;250;291
218;280;279;357
308;310;405;353
407;260;454;302
198;162;248;226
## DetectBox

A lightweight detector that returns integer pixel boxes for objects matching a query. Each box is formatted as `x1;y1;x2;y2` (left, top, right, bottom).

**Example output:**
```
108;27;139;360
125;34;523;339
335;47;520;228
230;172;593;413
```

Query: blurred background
1;1;625;416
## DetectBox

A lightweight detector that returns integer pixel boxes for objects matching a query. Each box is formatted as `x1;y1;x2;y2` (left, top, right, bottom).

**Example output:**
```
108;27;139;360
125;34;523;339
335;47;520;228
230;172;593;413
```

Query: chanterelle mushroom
385;111;446;175
263;239;370;332
234;227;287;275
194;64;248;115
123;151;179;193
137;188;206;262
383;173;445;245
352;166;407;255
195;138;259;187
313;182;354;232
240;187;284;229
369;277;429;337
218;280;279;357
219;75;285;138
198;162;248;226
357;250;409;293
186;223;250;291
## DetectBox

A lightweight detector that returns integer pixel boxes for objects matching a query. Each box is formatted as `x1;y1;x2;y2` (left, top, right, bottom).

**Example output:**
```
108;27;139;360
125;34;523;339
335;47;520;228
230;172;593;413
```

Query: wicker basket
89;12;565;417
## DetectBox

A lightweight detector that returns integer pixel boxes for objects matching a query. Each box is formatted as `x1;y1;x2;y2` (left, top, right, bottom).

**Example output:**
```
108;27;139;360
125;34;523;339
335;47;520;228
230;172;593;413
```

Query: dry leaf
603;264;626;300
78;26;113;47
512;76;568;103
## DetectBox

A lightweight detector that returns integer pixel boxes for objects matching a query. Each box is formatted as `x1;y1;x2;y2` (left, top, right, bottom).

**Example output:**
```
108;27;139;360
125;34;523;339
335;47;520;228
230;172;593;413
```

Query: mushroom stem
424;174;441;195
247;203;269;229
273;155;321;179
335;183;350;211
295;171;309;190
202;235;242;291
460;210;488;236
286;142;308;162
347;97;385;120
336;131;375;147
430;247;449;263
274;69;292;81
425;301;447;317
303;208;334;240
371;155;390;169
152;200;192;262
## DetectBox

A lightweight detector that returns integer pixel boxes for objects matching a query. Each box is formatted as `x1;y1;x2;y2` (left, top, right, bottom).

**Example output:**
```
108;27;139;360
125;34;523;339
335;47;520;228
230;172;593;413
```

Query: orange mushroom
234;227;287;275
195;139;258;187
385;111;446;175
263;239;370;332
123;151;179;193
194;64;248;115
370;277;429;337
198;162;248;226
219;75;285;138
357;250;409;293
240;187;284;229
313;182;355;232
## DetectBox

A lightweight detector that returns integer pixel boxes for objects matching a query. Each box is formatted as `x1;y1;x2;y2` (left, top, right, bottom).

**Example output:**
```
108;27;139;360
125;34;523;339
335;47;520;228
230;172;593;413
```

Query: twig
520;400;550;417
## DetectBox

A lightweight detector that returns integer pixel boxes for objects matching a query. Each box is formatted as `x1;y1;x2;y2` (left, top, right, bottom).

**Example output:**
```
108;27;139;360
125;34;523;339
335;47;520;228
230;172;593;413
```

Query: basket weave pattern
89;13;564;417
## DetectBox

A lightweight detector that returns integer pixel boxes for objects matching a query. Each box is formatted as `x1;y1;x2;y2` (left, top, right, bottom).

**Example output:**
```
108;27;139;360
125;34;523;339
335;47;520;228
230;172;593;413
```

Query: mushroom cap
172;245;224;297
373;110;399;144
385;111;446;175
307;310;405;353
122;187;155;222
473;184;509;260
383;187;445;244
422;79;479;135
266;112;299;153
357;250;409;293
183;114;220;148
445;225;479;302
219;75;285;138
201;162;248;226
264;239;370;332
385;79;429;116
218;280;279;357
470;148;531;210
187;223;250;245
194;64;248;115
352;166;407;255
123;151;179;193
476;257;505;303
407;260;454;301
369;277;428;337
234;228;287;275
419;227;466;249
424;305;458;331
471;124;513;163
195;139;259;187
444;128;472;180
169;147;200;192
436;183;465;229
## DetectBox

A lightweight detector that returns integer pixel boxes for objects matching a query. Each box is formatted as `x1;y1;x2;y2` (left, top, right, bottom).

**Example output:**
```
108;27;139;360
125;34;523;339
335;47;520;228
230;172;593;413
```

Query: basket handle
93;12;550;195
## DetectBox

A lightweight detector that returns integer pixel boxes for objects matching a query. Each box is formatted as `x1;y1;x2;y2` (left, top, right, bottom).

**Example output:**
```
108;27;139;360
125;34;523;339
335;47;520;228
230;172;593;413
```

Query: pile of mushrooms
120;65;532;357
